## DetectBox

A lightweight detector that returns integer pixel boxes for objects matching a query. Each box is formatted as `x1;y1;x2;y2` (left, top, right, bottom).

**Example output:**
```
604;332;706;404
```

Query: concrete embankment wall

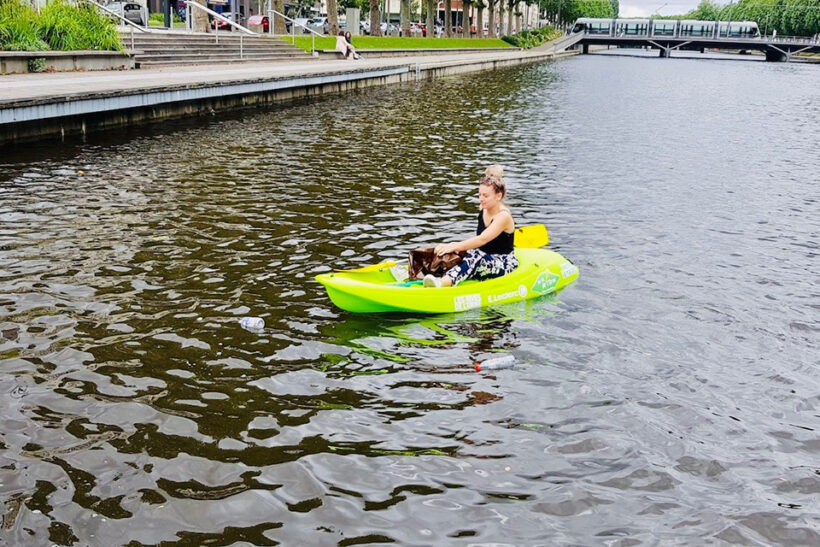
0;50;575;146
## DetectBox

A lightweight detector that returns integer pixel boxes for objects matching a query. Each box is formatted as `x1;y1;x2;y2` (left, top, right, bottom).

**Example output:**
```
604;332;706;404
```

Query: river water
1;55;818;545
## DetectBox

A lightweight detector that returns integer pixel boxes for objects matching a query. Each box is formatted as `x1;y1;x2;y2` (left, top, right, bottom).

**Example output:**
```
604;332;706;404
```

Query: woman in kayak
424;174;518;287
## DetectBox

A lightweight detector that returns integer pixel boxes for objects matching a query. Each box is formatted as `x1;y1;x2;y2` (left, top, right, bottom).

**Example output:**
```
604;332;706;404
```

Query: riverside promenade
0;48;575;146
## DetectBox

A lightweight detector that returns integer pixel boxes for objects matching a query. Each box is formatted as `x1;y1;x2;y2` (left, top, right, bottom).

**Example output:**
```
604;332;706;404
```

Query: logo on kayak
560;262;578;279
532;272;560;294
454;293;481;312
487;285;528;304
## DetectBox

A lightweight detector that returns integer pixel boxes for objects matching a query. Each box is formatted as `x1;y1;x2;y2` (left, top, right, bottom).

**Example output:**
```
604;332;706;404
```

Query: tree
487;0;497;36
401;0;410;35
327;0;339;35
369;0;381;35
507;0;515;33
189;0;209;32
462;0;473;35
475;0;485;36
273;0;287;33
445;0;452;36
425;0;435;37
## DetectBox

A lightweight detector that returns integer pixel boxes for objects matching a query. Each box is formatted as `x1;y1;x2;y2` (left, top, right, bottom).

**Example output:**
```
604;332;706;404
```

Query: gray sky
619;0;703;17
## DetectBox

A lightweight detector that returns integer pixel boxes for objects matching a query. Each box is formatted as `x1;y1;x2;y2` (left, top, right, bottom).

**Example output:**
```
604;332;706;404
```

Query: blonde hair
479;175;506;200
484;164;504;181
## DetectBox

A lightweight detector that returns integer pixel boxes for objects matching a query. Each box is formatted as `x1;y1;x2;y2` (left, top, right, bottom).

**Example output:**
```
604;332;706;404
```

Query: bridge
551;31;820;62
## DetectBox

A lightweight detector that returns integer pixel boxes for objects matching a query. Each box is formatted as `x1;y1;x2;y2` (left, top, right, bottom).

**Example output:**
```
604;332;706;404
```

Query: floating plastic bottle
239;317;265;331
475;354;516;372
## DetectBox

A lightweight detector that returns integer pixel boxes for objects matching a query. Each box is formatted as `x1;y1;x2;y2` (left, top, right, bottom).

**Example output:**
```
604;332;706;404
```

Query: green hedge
502;26;561;49
0;0;122;52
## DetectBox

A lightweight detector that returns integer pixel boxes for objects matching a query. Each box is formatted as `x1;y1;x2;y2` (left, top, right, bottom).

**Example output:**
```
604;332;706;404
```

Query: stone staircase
121;31;315;68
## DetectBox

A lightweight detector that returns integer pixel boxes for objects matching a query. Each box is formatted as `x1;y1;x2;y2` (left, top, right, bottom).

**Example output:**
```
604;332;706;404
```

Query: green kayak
316;248;579;314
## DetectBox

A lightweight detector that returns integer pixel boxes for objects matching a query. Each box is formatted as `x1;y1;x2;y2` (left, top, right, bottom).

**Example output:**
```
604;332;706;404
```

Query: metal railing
185;0;256;37
79;0;148;51
266;9;323;54
766;35;820;44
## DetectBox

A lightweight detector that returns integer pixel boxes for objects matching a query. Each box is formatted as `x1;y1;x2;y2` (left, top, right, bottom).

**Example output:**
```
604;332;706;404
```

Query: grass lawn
282;35;512;51
148;21;187;28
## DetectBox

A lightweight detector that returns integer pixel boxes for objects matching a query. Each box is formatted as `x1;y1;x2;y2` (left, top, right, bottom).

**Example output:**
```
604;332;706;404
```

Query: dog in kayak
424;166;518;288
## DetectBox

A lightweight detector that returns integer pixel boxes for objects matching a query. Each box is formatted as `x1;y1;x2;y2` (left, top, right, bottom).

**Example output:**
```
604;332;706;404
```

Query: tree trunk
327;0;339;35
370;0;381;36
487;1;494;37
461;1;469;37
507;2;513;35
444;0;452;37
401;0;410;36
273;0;286;33
191;0;209;32
427;0;436;37
476;6;483;38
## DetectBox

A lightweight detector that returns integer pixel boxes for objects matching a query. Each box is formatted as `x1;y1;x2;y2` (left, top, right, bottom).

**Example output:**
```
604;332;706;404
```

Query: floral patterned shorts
445;249;518;286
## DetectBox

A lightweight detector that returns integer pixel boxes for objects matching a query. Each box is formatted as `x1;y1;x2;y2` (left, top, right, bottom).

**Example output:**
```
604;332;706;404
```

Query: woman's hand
435;243;459;256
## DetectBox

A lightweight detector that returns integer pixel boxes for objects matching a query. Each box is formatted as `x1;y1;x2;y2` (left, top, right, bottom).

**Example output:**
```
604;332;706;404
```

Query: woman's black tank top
477;210;514;255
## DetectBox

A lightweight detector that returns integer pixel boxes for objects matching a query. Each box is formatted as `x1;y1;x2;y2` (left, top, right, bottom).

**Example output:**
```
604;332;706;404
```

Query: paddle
514;224;549;248
336;261;396;273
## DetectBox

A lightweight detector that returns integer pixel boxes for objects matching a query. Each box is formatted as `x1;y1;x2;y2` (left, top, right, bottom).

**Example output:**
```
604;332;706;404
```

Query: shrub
502;25;561;49
0;0;122;52
39;0;122;51
27;56;45;71
0;0;48;51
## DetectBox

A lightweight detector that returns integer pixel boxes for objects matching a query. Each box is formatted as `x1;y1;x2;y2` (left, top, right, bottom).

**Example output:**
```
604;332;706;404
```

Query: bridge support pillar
659;48;670;58
765;48;788;62
582;44;589;54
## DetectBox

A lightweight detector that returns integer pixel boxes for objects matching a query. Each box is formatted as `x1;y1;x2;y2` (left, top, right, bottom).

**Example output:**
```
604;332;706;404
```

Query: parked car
322;18;346;34
247;14;270;33
360;20;370;34
306;16;326;34
105;1;147;26
380;22;398;35
292;17;312;33
211;11;238;31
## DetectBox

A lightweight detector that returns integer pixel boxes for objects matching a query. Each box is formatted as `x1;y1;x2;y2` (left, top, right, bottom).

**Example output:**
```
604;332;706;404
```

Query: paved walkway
0;49;560;106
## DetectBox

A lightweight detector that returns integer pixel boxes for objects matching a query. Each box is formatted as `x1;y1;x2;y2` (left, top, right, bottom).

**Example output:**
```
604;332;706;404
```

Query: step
134;52;313;62
121;34;296;43
125;36;296;43
134;46;298;55
131;42;297;49
137;55;318;67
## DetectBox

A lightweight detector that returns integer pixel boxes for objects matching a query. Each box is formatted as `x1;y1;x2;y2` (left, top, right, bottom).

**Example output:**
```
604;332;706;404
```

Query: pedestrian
344;31;361;59
423;174;518;288
336;31;356;60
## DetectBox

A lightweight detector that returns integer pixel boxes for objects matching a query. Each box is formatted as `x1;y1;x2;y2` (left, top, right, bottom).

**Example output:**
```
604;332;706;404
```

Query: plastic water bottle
475;354;516;372
239;317;265;331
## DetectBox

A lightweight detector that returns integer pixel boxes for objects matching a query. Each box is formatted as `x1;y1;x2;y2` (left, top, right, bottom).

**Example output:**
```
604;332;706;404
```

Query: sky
619;0;703;17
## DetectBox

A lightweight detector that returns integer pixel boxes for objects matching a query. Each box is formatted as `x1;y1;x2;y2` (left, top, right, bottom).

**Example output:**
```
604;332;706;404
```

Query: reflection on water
1;56;819;545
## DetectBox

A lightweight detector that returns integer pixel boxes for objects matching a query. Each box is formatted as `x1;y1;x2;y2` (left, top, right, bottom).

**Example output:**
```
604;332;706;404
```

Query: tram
570;18;761;39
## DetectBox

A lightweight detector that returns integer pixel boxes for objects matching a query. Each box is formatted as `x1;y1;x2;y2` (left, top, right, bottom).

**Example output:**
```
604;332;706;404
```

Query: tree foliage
539;0;616;27
659;0;820;36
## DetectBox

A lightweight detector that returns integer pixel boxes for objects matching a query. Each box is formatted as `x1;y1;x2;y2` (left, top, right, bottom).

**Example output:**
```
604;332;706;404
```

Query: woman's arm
435;211;512;255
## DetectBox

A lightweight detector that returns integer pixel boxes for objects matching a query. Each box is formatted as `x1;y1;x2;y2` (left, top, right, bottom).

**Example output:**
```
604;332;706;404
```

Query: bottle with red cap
475;354;516;372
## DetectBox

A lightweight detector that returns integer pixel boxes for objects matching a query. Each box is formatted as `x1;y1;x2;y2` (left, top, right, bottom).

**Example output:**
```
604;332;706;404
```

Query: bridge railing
767;35;820;44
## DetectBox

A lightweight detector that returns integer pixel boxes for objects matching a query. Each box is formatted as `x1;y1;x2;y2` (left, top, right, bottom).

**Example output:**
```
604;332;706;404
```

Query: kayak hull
316;248;579;314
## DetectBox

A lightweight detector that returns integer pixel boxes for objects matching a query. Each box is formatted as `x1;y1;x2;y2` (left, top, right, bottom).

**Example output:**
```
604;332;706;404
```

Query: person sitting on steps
336;31;357;60
424;173;518;288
